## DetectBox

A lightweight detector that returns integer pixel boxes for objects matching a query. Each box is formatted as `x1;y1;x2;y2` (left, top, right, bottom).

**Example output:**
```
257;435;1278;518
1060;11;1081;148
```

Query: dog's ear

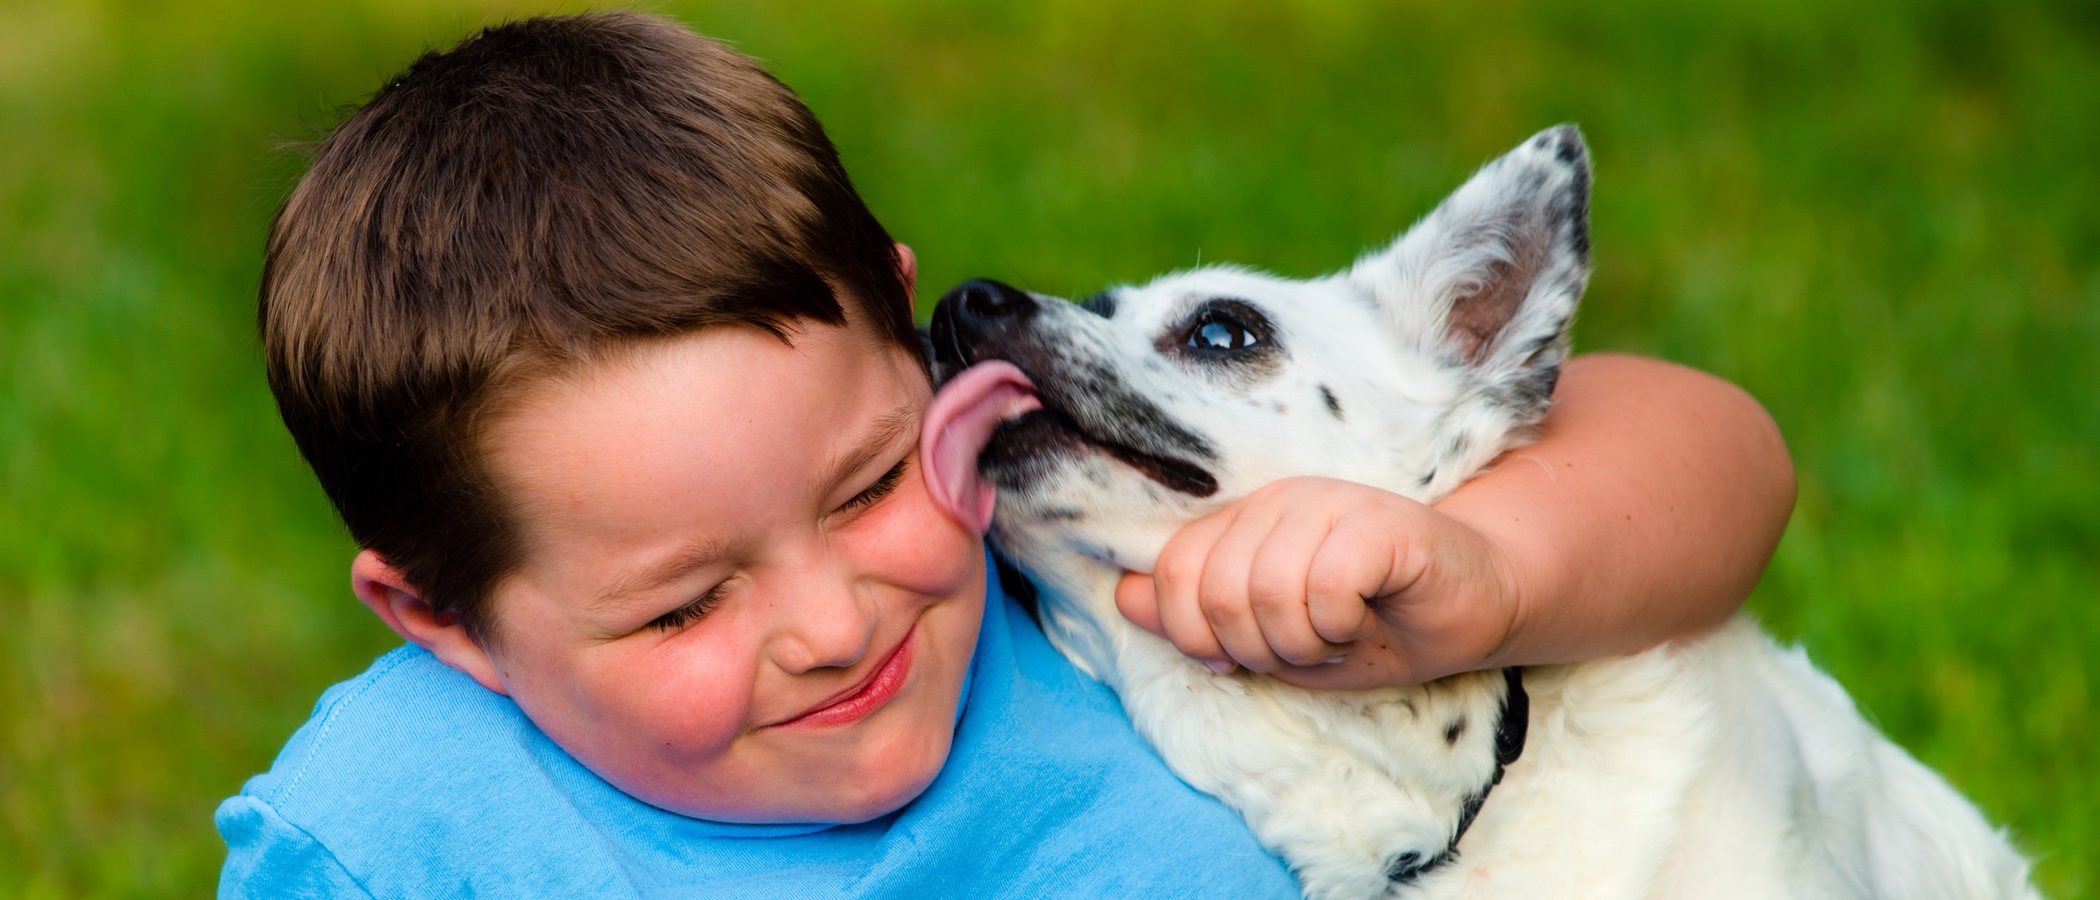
1349;125;1590;416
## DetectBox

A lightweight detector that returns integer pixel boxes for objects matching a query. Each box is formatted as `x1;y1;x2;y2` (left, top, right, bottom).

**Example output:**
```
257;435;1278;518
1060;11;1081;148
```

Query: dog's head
923;126;1592;576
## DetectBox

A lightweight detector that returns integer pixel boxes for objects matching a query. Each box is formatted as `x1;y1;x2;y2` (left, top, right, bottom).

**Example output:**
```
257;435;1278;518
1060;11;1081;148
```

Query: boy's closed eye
643;456;911;633
835;456;908;515
648;581;729;632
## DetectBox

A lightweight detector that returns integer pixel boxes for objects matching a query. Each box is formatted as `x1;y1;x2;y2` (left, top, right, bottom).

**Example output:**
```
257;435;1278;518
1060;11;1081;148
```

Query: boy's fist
1114;477;1521;690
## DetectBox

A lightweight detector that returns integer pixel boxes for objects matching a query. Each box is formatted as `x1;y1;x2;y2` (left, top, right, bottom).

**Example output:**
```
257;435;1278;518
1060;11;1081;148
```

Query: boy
221;12;1793;896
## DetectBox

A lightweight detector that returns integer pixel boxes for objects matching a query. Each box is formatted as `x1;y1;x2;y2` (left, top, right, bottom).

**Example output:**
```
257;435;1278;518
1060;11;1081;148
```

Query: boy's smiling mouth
770;622;919;729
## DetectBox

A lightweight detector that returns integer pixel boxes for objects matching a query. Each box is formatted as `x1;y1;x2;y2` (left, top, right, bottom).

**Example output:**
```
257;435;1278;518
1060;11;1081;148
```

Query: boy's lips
771;623;919;729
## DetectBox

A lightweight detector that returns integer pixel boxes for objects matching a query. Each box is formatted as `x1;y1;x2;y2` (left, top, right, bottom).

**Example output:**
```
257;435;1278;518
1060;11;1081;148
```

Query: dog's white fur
956;128;2037;899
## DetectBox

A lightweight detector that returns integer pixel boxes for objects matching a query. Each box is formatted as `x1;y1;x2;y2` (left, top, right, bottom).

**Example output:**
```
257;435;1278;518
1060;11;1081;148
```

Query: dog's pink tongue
922;362;1041;534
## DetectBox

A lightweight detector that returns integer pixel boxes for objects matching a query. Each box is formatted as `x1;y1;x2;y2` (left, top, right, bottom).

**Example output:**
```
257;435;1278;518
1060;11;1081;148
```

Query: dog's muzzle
924;279;1220;505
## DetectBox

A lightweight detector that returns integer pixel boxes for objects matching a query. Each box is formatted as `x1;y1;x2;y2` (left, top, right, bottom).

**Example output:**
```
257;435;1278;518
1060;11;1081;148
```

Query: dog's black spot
1502;365;1563;420
1068;354;1219;462
1040;507;1084;522
1385;852;1423;883
1514;168;1550;202
1448;435;1470;458
1523;332;1557;359
1077;290;1117;319
1417;468;1437;488
1552;150;1591;261
1070;361;1220;496
1554;132;1581;165
1444;717;1467;746
1385;848;1457;884
1318;384;1343;419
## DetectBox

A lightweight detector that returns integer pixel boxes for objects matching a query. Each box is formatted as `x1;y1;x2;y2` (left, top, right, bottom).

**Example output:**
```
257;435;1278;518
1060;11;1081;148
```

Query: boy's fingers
1158;581;1231;671
1113;573;1165;637
1198;512;1290;674
1246;513;1353;667
1305;516;1384;645
1153;511;1237;670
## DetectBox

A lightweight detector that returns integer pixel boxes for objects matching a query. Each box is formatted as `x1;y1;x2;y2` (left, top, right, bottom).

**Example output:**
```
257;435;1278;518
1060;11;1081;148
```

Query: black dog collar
1387;666;1530;884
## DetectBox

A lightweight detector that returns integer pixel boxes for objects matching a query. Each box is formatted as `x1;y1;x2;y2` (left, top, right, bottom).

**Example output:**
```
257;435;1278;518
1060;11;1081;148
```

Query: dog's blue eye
1190;317;1258;351
1174;300;1274;359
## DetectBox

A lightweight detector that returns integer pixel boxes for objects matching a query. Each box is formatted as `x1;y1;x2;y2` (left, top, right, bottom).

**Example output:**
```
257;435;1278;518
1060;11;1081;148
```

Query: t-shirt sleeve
216;795;374;899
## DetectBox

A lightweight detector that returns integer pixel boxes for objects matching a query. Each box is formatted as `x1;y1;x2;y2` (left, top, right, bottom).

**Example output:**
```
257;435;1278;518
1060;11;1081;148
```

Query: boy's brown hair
261;12;918;641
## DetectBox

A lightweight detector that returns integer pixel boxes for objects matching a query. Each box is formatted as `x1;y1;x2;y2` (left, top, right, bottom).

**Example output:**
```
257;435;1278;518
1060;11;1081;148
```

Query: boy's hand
1115;477;1521;690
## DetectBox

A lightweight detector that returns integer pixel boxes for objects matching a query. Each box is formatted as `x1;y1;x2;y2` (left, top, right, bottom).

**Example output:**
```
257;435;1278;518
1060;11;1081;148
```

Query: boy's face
465;319;985;824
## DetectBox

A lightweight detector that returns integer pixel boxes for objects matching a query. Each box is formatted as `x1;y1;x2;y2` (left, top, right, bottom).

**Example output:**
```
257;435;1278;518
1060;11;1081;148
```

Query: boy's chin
817;718;957;823
822;763;945;824
636;767;938;826
647;724;957;826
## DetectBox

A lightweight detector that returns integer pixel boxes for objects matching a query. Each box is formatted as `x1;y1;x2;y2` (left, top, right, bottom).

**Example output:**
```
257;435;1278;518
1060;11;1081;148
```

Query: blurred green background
3;0;2094;895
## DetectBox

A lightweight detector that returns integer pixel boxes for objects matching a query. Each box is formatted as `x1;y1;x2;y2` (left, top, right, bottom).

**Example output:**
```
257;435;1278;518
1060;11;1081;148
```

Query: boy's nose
771;572;878;675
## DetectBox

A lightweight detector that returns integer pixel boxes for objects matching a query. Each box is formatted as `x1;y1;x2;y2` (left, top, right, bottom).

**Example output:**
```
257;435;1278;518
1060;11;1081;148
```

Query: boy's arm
1442;353;1795;670
1116;354;1795;687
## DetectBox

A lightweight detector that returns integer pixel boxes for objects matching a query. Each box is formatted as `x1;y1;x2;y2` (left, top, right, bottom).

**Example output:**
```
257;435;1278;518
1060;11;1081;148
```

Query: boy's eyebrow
814;402;919;496
593;534;739;612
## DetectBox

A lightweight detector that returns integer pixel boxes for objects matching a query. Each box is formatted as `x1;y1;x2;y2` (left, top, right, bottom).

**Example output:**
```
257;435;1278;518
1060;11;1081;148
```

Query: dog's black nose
929;278;1038;375
945;278;1036;324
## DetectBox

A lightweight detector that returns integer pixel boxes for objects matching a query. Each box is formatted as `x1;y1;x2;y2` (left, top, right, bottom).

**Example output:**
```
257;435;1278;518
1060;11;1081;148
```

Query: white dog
918;127;2037;899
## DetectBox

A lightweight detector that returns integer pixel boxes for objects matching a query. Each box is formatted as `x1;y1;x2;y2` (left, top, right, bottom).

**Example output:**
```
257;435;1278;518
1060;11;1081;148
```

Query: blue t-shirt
216;560;1297;897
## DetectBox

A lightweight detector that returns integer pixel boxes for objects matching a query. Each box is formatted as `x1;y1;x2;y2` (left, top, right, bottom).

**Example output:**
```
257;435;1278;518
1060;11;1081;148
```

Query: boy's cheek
506;637;757;770
615;634;765;733
854;467;986;599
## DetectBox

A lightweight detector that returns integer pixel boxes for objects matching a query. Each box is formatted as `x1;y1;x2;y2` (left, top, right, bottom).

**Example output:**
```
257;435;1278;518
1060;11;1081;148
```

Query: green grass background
3;0;2094;895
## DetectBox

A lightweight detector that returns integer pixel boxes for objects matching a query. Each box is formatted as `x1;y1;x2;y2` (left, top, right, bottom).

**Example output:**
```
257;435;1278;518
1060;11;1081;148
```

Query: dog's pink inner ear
1446;246;1542;365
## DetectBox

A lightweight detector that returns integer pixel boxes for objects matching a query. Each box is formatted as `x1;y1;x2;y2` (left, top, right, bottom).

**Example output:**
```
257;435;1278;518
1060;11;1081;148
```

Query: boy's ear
1349;125;1591;418
895;242;918;297
351;550;508;696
